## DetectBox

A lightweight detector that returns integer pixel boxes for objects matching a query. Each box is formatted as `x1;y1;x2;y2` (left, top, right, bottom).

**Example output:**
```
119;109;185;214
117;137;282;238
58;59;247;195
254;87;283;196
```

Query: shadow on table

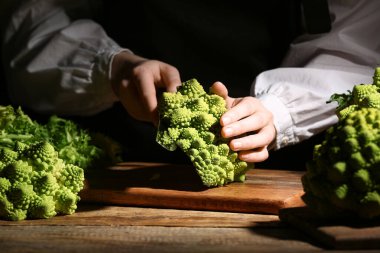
85;162;207;192
247;220;325;249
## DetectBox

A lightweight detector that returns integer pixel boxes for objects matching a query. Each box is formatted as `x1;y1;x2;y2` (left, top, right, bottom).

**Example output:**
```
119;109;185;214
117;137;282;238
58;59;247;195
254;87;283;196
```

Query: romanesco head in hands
156;79;253;187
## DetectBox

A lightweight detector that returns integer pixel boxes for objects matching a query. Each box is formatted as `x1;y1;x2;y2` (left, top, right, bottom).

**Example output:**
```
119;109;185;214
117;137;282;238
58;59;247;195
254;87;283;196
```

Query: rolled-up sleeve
2;0;127;115
252;0;380;150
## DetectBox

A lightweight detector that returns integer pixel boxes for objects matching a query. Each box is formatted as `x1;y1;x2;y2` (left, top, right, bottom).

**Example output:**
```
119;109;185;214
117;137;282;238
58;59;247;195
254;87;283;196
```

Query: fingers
134;61;181;125
230;126;275;163
238;146;269;163
210;81;228;99
210;81;236;110
229;125;275;151
222;111;269;139
221;96;257;126
218;96;276;163
160;64;181;92
114;57;182;125
135;72;159;123
117;79;150;122
221;97;268;137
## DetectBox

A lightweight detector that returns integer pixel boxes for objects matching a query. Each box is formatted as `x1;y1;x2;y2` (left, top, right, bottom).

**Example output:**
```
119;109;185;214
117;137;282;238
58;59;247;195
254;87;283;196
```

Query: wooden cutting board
80;162;305;214
279;206;380;250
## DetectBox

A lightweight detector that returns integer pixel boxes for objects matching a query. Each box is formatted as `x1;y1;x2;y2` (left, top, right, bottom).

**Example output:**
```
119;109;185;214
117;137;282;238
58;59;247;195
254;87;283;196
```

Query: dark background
0;0;329;170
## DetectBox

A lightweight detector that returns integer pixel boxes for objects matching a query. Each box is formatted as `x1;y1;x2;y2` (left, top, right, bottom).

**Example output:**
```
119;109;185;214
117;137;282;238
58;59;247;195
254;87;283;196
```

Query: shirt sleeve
2;0;128;116
253;0;380;150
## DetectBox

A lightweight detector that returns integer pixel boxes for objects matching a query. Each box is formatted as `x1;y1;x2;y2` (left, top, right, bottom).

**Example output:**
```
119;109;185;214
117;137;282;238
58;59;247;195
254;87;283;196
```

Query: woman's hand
210;82;276;163
110;51;181;125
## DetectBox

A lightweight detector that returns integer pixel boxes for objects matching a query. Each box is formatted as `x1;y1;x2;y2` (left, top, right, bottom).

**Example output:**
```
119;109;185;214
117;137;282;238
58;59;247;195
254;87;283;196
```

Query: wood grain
0;204;280;228
279;206;380;250
79;162;305;215
0;225;320;253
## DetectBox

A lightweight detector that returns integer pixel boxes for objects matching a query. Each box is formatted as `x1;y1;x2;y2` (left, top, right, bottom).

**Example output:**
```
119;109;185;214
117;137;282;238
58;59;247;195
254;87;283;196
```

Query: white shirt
254;0;379;149
2;0;379;150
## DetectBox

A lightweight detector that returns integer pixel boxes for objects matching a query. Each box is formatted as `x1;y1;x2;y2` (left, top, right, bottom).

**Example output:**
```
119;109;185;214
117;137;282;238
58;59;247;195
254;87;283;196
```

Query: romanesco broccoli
328;67;380;119
0;105;122;170
303;67;380;219
0;105;124;220
156;79;253;187
0;141;84;221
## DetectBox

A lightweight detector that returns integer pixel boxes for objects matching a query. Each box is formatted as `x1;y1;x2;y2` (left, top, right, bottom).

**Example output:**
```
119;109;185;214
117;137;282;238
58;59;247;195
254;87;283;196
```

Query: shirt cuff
107;48;134;81
257;93;296;150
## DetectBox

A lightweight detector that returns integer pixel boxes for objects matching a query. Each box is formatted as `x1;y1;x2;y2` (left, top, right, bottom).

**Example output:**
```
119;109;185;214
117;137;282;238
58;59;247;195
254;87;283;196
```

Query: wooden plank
79;162;305;214
0;204;280;228
279;206;380;250
0;225;321;253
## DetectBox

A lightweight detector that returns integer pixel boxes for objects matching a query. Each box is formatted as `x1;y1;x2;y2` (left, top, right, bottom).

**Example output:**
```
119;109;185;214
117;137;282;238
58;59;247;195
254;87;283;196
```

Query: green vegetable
156;79;253;187
0;105;123;220
0;141;84;221
328;67;380;119
0;105;122;169
303;68;380;219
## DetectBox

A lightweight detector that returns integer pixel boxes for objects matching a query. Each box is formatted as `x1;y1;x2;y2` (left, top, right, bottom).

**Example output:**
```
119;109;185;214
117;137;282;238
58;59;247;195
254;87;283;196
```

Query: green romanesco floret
0;148;18;171
0;105;123;171
0;141;84;221
0;106;42;147
302;107;380;219
337;105;359;122
303;68;380;219
361;92;380;108
328;68;380;119
156;78;253;187
0;106;40;136
352;84;379;105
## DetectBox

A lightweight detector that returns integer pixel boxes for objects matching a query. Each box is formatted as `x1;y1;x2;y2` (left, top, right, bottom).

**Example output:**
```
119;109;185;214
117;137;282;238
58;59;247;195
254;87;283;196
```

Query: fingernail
224;127;233;136
222;116;231;125
233;141;241;149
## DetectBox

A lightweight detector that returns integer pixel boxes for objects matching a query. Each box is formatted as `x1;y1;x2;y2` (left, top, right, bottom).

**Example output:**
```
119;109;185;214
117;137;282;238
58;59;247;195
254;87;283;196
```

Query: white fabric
2;0;122;115
2;0;380;149
253;0;380;149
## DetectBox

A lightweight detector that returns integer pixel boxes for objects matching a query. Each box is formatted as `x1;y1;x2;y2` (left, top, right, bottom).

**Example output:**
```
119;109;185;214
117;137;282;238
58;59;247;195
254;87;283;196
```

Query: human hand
110;51;181;125
210;82;276;163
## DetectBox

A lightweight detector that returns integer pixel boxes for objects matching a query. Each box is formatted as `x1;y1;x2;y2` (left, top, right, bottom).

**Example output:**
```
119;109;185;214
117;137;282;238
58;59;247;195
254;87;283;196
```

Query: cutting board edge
79;188;286;215
80;163;305;216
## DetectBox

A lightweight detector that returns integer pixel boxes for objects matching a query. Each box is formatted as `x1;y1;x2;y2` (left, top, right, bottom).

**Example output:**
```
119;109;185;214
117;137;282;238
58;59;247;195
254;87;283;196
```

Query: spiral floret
157;79;253;187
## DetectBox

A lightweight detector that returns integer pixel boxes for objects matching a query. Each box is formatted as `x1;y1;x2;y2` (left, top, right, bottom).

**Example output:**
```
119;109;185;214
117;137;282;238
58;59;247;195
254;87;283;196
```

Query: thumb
210;81;228;99
210;81;234;109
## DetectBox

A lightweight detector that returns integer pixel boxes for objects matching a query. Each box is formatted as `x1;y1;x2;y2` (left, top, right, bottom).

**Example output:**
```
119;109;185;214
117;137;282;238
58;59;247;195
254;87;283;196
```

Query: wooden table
1;163;378;252
0;203;325;253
